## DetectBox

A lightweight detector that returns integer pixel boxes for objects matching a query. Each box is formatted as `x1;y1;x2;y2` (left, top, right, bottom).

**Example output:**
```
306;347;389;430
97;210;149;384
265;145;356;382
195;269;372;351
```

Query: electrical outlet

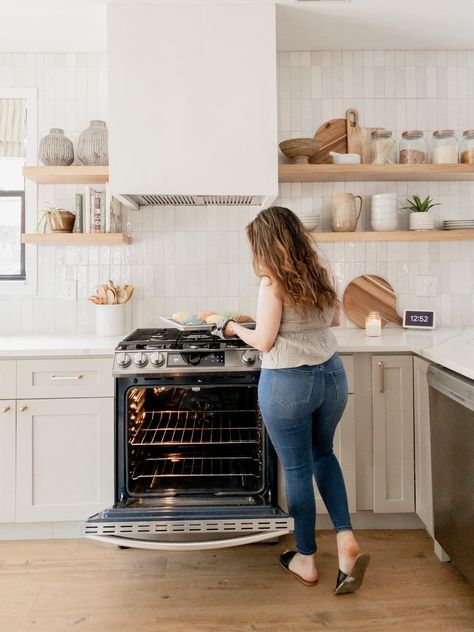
416;275;437;297
63;280;77;302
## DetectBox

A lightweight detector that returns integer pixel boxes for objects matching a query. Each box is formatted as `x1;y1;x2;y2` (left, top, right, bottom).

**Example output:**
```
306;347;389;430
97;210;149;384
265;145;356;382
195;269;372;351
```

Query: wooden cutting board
343;275;402;328
309;116;348;164
346;108;362;157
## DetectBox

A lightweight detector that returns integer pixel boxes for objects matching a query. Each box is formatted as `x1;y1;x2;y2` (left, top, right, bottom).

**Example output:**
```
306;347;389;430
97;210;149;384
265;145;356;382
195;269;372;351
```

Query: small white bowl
372;193;397;199
329;151;361;164
300;215;321;231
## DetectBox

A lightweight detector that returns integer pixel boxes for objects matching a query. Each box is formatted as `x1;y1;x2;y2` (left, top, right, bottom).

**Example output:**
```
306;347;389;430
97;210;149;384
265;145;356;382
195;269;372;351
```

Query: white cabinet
0;361;16;399
414;356;434;535
0;400;16;523
16;397;114;522
372;355;414;513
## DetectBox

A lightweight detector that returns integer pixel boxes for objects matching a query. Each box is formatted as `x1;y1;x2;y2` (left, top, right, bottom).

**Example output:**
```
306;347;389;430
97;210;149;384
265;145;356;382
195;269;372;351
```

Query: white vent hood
107;2;278;208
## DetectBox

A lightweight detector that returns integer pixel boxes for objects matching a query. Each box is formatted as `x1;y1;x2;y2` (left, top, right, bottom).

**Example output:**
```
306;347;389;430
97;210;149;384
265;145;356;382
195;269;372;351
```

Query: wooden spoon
122;285;134;303
97;285;107;303
106;288;116;304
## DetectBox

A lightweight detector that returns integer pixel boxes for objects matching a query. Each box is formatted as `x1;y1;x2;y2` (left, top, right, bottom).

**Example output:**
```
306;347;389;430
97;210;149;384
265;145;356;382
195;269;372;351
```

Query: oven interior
126;383;265;498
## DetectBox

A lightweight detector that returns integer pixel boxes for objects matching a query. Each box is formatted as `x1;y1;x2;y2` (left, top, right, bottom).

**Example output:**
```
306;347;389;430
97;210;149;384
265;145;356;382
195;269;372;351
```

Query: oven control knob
150;352;165;367
133;352;148;368
116;353;131;368
241;350;257;366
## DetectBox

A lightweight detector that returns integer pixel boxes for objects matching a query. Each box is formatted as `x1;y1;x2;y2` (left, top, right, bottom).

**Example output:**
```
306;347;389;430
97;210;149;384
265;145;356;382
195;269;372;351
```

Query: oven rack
130;455;260;480
130;410;261;446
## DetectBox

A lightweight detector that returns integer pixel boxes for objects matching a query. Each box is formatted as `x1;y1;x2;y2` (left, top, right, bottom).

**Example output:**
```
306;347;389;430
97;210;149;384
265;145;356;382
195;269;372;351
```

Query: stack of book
74;185;121;233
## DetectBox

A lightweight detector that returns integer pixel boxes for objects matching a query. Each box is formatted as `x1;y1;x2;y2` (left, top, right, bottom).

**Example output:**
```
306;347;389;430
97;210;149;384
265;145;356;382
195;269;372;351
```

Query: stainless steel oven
84;328;293;550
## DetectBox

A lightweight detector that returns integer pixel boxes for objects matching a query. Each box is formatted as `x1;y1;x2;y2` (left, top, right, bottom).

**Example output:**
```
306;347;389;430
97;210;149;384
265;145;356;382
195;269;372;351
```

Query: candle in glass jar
365;311;382;336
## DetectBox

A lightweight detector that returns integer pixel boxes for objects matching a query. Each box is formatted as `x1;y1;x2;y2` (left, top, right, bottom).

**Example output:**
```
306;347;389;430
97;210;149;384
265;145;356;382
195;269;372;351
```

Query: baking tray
160;316;256;332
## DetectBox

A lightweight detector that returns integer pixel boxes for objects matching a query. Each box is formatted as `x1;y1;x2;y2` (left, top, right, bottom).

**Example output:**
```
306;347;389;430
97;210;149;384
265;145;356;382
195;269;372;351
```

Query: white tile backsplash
0;51;473;333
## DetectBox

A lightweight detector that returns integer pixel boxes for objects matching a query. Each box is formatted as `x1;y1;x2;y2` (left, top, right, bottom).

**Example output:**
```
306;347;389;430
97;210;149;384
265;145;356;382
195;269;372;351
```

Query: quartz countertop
0;328;473;380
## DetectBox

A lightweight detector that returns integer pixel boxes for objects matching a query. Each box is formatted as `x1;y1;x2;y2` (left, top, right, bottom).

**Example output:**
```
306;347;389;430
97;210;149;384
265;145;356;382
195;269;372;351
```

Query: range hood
107;1;278;208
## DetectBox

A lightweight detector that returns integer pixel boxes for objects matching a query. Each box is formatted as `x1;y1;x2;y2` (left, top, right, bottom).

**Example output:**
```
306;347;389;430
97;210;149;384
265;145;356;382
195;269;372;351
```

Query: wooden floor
0;530;473;632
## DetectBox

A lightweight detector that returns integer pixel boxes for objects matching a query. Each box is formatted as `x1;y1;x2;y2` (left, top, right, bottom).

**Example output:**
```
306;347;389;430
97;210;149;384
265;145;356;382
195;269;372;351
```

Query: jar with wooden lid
430;129;458;164
370;130;396;164
460;130;474;164
399;130;427;164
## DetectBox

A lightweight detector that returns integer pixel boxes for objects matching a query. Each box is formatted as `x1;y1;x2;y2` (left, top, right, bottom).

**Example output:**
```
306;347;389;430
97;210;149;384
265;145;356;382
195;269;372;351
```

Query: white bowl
371;200;397;208
329;151;361;164
372;193;397;200
300;215;321;230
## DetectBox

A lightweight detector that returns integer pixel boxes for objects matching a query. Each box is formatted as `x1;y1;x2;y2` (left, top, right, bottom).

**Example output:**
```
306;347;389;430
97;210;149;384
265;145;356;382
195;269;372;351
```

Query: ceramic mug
331;193;363;232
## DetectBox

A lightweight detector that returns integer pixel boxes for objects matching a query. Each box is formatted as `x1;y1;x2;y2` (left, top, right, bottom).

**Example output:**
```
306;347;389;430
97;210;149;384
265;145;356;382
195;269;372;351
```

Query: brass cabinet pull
19;405;28;412
1;405;11;413
51;374;84;380
378;361;385;393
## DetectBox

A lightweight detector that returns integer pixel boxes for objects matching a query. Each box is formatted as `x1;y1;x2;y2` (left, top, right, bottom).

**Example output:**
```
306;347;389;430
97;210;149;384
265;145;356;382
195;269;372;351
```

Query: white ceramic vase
77;120;109;166
39;128;74;166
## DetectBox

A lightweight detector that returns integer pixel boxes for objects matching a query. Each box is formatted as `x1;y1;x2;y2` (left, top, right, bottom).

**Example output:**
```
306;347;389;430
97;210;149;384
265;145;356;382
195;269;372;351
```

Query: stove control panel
112;348;262;375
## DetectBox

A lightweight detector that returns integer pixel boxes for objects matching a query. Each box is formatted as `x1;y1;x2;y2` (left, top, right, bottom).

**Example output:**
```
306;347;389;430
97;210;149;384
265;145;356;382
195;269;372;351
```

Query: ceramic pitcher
331;193;363;232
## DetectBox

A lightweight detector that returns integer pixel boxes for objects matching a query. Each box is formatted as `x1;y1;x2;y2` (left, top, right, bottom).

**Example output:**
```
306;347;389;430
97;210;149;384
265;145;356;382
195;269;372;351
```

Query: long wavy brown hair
246;206;338;317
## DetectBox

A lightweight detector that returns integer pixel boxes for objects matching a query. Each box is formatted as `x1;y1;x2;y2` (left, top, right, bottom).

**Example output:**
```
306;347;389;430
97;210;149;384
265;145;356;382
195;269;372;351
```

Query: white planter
409;213;435;230
96;304;126;337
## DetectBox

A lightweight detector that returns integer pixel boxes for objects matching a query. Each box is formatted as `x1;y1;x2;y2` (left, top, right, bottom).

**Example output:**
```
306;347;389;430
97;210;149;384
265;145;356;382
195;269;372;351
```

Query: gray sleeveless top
261;304;337;370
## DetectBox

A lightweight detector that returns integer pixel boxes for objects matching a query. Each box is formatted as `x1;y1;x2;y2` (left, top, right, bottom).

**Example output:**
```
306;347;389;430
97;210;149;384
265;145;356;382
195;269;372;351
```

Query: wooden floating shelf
21;233;130;245
23;166;109;184
308;230;474;242
279;164;474;182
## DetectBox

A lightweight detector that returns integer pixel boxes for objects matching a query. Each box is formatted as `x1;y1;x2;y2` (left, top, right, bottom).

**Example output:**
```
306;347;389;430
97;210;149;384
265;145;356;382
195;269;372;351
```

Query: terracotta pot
48;210;76;233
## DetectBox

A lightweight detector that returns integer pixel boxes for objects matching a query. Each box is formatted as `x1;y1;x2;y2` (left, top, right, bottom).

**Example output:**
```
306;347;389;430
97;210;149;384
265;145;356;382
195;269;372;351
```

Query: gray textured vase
77;120;109;166
38;128;74;166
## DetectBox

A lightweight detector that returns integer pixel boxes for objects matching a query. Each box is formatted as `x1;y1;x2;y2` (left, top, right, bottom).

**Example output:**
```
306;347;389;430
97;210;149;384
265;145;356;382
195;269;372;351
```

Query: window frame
0;87;37;296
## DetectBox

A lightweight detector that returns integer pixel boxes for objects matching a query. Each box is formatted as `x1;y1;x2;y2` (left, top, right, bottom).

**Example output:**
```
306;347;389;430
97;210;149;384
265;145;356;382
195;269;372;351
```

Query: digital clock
402;310;436;329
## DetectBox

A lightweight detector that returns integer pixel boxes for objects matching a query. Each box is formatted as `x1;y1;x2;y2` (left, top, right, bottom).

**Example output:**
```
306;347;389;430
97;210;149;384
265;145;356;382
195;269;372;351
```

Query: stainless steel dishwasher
427;364;474;586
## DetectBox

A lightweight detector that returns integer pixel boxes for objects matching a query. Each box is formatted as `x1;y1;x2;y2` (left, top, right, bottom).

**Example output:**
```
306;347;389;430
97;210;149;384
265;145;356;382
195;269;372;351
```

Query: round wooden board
343;275;402;328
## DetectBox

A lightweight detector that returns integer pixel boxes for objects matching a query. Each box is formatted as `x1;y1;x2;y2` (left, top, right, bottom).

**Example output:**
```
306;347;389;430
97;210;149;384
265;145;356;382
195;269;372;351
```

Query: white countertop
0;328;473;380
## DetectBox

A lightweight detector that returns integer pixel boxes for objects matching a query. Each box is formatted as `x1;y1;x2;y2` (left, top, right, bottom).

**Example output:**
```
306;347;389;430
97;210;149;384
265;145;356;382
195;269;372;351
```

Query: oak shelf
279;164;474;182
21;233;130;245
308;230;474;242
23;166;109;184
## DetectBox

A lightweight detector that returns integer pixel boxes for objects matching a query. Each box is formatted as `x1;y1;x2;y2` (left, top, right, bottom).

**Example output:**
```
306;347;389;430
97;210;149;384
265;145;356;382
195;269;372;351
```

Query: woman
215;206;370;594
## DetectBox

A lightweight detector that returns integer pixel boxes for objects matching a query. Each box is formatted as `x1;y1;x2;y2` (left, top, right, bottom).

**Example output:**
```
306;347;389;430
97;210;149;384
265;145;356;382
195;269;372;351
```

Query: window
0;159;25;279
0;88;37;296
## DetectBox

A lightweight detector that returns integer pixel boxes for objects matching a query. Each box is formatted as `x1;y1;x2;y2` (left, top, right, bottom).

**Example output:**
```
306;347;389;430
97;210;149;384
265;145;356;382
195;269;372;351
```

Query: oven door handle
86;529;290;551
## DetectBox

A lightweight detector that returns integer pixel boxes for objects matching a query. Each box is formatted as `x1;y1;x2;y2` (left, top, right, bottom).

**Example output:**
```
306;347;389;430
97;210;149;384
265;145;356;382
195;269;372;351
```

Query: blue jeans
258;352;352;555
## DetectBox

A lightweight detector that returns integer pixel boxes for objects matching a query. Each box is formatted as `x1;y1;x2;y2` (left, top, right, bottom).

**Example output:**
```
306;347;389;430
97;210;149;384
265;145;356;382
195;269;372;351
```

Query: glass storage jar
460;129;474;164
399;130;427;164
370;130;396;164
430;129;458;164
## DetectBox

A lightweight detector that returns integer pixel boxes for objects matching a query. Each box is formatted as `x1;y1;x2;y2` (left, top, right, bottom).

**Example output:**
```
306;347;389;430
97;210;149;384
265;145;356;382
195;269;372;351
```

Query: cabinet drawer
0;361;16;399
17;358;114;399
340;355;354;394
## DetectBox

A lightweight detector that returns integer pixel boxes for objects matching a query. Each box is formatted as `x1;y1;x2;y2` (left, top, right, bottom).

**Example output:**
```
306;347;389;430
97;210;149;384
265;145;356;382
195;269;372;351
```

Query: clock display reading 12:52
402;310;436;329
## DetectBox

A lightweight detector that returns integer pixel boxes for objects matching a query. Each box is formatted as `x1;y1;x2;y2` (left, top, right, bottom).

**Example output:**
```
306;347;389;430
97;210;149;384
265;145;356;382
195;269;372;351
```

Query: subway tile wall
0;51;473;334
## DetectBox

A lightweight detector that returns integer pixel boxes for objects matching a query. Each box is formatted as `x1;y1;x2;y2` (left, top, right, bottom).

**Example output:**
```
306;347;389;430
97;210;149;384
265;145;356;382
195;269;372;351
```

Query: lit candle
365;311;382;337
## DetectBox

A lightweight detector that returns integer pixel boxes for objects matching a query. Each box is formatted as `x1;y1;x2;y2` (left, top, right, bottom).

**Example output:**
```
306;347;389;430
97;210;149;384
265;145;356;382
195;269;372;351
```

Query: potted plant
37;202;76;233
403;195;440;230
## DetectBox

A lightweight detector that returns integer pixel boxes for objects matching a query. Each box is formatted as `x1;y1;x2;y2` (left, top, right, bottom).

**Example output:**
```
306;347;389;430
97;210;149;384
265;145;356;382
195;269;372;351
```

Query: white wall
0;50;473;334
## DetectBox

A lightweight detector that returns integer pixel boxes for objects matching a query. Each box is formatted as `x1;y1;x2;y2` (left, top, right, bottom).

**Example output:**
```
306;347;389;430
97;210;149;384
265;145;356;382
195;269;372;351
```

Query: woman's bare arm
225;278;282;352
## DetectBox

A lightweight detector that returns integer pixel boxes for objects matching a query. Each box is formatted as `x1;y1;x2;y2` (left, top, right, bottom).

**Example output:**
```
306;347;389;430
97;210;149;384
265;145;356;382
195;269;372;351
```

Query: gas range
113;328;261;376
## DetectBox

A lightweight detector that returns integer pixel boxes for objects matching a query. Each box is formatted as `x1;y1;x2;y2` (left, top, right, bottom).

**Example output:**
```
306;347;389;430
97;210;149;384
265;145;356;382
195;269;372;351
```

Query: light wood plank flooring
0;530;473;632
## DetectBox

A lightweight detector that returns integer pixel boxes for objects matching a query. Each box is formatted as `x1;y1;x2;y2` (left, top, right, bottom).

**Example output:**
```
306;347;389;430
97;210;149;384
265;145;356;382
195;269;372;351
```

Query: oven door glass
126;383;264;498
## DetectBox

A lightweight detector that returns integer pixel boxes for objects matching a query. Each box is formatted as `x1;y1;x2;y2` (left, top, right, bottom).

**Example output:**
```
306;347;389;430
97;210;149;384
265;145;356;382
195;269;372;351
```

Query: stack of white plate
300;214;321;231
370;193;398;231
442;219;474;230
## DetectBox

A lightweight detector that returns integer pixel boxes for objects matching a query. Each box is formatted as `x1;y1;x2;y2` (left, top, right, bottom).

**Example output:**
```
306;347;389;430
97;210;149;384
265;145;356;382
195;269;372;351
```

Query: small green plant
36;202;63;233
403;195;440;213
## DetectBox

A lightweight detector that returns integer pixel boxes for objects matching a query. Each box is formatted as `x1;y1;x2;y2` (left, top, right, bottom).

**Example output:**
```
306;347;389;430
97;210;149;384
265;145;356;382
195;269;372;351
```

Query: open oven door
83;504;293;551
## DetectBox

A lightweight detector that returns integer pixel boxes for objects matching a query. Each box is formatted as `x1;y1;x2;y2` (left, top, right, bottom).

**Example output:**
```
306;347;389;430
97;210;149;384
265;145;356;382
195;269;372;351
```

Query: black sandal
334;553;370;595
279;551;319;587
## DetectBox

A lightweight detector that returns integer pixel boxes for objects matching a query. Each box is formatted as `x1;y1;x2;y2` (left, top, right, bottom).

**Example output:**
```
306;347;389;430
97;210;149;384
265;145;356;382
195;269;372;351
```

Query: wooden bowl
279;138;322;164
